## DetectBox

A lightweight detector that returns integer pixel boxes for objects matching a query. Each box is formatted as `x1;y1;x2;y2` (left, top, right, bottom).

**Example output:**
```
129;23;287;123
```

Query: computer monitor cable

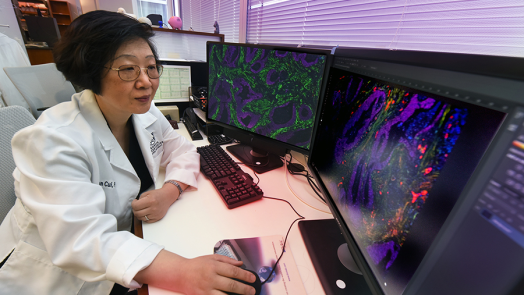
231;159;329;284
284;153;325;202
281;154;332;214
260;196;304;286
233;150;330;214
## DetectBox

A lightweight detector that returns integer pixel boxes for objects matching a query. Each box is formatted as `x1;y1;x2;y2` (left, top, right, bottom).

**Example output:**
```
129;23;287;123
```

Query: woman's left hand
132;186;179;223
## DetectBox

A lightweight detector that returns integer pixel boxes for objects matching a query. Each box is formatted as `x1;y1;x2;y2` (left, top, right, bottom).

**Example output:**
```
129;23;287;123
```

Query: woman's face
96;38;159;121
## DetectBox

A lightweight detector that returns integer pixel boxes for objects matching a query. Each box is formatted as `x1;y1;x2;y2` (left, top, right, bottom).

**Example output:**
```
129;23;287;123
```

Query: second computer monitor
207;41;328;173
306;49;524;295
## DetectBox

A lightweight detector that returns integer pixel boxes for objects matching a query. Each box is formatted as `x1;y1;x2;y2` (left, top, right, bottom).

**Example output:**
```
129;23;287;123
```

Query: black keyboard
197;145;263;209
208;134;233;145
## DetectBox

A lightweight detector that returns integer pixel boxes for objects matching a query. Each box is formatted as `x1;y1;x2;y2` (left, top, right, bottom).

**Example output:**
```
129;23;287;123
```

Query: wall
72;0;83;17
97;0;135;14
79;0;96;13
0;0;26;52
78;0;136;14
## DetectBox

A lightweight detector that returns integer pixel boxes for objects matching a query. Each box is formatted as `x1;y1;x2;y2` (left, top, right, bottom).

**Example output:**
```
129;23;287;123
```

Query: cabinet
26;48;54;65
15;0;51;46
15;0;78;45
48;0;74;36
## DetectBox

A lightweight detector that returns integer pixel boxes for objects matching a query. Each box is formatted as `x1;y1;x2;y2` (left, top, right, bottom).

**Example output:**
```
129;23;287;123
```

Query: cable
261;196;305;286
282;154;324;203
229;145;328;213
281;154;332;214
234;159;261;186
252;170;260;186
282;153;324;201
234;150;329;213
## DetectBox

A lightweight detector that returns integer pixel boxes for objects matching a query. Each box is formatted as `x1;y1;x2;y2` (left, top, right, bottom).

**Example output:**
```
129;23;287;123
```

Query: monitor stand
299;219;372;295
226;143;283;174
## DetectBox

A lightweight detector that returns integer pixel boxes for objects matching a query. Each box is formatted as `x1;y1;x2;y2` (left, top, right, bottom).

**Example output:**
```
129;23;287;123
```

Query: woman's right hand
134;250;256;295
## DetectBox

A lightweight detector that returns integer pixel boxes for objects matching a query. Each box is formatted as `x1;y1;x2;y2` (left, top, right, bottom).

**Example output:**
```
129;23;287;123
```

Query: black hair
53;10;159;95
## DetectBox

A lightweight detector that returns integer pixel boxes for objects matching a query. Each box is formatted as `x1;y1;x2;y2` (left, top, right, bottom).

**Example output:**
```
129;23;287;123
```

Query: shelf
19;0;46;4
22;11;48;15
48;0;73;36
21;12;50;17
152;27;225;41
49;1;70;14
19;0;49;16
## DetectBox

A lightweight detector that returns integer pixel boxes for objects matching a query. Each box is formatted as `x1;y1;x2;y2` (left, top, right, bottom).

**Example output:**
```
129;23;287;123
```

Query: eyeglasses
107;64;164;81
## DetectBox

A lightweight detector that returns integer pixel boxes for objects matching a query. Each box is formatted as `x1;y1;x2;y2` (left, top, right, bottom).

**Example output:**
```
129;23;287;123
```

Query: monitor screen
207;42;328;173
306;50;524;294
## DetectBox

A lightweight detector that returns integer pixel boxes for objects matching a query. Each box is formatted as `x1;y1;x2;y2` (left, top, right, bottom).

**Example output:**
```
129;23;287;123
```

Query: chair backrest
0;33;32;110
0;106;35;223
3;63;76;118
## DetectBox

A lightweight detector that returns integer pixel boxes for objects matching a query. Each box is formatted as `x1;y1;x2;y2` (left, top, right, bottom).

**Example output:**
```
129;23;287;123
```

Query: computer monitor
304;49;524;295
206;41;329;173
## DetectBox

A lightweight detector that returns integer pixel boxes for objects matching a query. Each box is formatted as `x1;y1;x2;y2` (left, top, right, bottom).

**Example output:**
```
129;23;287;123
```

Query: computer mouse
226;268;262;295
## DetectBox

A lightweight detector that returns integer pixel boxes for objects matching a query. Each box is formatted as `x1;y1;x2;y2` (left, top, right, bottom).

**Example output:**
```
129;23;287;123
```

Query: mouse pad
214;235;307;295
299;219;372;295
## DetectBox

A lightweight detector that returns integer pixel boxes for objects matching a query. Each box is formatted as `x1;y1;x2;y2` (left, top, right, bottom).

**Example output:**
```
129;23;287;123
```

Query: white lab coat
0;32;31;109
0;90;200;294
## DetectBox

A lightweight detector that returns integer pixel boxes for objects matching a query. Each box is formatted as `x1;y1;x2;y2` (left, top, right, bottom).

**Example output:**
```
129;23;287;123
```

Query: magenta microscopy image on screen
323;71;468;277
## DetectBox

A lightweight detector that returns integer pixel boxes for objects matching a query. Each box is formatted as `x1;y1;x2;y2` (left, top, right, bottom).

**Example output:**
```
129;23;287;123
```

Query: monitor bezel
205;41;332;157
306;48;524;295
308;162;385;294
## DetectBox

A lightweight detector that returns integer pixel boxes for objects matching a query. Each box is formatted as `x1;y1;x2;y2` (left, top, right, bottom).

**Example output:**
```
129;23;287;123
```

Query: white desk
142;124;334;295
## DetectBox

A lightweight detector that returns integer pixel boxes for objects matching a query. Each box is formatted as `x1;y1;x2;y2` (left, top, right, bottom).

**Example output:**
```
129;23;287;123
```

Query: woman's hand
132;184;180;223
134;251;257;295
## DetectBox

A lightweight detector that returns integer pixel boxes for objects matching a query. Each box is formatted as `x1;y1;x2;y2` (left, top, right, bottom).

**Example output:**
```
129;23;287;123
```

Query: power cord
281;154;332;214
235;152;331;214
260;196;305;285
231;151;331;282
282;153;325;202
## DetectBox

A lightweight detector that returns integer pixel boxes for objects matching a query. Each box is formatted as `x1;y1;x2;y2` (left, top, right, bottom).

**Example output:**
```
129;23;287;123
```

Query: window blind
180;0;240;43
246;0;524;58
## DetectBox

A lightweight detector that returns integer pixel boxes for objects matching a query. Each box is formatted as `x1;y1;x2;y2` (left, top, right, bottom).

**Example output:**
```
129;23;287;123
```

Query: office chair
0;32;32;110
3;63;76;118
0;106;35;223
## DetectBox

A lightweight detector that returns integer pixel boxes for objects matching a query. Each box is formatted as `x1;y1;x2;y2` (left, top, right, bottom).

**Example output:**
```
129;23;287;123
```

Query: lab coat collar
74;90;114;151
75;90;136;176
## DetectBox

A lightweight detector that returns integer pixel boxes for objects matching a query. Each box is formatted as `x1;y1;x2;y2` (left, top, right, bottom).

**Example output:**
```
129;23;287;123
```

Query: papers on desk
214;235;307;295
155;65;191;102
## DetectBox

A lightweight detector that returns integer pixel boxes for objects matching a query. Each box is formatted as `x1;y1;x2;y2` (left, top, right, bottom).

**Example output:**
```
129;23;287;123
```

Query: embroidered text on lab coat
99;181;116;188
150;132;163;155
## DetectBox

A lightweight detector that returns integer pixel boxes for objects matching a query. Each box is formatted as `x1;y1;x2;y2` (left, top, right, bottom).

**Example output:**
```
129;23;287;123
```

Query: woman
0;10;256;295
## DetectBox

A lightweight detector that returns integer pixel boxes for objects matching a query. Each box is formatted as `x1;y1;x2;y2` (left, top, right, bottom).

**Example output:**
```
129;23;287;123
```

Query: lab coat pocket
0;241;84;294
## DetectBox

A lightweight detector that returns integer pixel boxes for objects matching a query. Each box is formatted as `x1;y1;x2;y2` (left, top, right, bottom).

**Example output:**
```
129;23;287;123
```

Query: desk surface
143;124;334;295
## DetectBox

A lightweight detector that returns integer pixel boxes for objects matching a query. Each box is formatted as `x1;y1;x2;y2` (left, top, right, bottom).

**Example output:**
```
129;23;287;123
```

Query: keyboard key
197;145;263;209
